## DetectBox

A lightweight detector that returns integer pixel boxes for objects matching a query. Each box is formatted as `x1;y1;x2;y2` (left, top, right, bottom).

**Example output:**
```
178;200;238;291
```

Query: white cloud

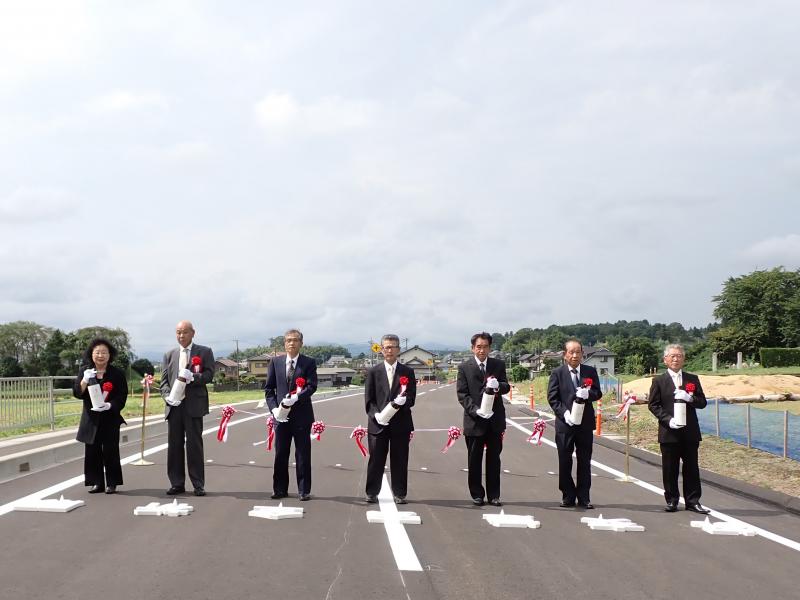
742;235;800;267
0;187;78;224
254;92;374;138
86;90;170;114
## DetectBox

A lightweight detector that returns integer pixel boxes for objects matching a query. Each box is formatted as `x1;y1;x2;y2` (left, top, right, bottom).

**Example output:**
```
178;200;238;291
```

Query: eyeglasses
382;346;400;351
666;354;684;359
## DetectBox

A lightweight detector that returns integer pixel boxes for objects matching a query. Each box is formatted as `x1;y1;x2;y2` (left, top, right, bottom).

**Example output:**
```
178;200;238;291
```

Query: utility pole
233;338;240;391
402;337;408;351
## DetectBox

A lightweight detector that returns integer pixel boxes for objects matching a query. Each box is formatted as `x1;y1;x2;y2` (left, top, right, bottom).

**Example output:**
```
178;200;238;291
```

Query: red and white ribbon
266;415;275;451
527;419;547;445
441;426;462;453
140;374;154;390
616;394;637;421
310;420;326;441
217;405;236;442
191;356;202;374
350;426;368;457
102;382;113;401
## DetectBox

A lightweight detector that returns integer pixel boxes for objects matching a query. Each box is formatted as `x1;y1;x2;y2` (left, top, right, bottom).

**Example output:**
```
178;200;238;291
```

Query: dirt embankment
623;375;800;400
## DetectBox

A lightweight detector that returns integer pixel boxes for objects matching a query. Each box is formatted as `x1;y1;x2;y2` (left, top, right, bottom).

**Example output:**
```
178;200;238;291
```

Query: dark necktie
287;359;295;388
571;368;579;388
479;362;486;379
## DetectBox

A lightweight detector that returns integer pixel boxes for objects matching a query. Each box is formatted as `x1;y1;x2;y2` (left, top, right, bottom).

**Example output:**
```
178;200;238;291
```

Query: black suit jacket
365;362;417;435
160;344;215;418
73;364;128;444
456;357;510;436
264;354;318;427
648;371;707;443
547;364;603;432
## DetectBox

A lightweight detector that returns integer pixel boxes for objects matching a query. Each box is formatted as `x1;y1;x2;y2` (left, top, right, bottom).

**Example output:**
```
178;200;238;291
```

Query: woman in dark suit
72;338;128;494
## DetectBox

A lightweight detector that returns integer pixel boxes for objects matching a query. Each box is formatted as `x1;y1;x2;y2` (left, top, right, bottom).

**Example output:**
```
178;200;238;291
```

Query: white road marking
0;393;359;518
377;475;423;571
504;418;800;553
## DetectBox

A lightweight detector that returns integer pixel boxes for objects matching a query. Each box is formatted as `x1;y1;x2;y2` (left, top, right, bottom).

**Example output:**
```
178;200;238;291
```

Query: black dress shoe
577;501;594;509
560;499;576;508
686;503;710;514
166;486;185;495
194;488;206;497
489;499;503;507
105;486;116;494
472;497;485;506
88;485;103;494
394;496;407;505
299;493;311;501
664;502;679;512
365;495;378;503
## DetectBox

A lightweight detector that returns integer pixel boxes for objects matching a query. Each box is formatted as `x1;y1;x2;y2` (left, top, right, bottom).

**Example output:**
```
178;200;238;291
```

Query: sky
1;1;799;358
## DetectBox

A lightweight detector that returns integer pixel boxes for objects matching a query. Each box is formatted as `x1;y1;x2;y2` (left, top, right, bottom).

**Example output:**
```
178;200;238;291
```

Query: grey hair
663;343;685;357
381;334;400;346
284;328;303;342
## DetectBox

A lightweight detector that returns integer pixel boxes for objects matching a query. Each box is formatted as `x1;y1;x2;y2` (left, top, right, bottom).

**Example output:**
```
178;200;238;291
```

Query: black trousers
554;426;594;504
84;424;123;487
167;407;205;489
465;430;503;501
660;441;702;504
366;428;410;497
273;422;312;495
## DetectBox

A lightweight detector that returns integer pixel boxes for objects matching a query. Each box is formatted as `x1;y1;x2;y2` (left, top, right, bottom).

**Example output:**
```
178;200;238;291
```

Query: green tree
510;364;529;382
0;356;23;377
609;336;659;374
40;329;69;375
131;358;155;376
64;326;133;372
711;267;800;359
0;321;52;362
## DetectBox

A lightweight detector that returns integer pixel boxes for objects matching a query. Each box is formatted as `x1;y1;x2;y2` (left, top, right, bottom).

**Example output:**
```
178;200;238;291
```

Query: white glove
668;418;685;429
392;395;407;407
563;410;575;426
477;410;492;419
575;386;590;400
674;389;692;402
485;377;500;391
99;402;112;412
165;395;182;407
282;393;299;407
82;368;97;383
179;368;194;383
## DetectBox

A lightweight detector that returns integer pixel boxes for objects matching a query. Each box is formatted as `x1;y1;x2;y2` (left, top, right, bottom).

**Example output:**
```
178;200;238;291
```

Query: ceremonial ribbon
191;356;202;374
310;420;326;441
140;374;154;390
616;394;637;421
441;426;462;453
526;419;546;445
102;382;113;402
266;415;275;451
350;426;368;457
217;405;236;442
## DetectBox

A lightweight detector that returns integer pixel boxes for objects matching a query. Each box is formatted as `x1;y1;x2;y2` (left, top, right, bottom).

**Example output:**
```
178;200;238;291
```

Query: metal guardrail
0;376;81;432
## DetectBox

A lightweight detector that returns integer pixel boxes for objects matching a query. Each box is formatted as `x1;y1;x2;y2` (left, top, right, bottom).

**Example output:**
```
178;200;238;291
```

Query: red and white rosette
399;375;409;394
191;356;202;374
102;381;113;401
350;426;368;457
527;419;546;445
616;393;637;421
293;377;306;396
310;420;325;441
441;426;462;453
140;373;154;392
217;405;236;442
266;415;275;451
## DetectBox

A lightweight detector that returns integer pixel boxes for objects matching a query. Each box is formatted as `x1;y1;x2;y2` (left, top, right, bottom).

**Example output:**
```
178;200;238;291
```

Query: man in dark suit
160;320;215;496
364;334;417;504
648;343;710;514
264;329;318;501
547;338;602;509
456;332;510;506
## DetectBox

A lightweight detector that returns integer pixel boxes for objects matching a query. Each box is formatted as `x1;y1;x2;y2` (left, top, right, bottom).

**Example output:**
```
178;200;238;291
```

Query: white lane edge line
378;474;423;572
504;418;800;553
0;393;360;517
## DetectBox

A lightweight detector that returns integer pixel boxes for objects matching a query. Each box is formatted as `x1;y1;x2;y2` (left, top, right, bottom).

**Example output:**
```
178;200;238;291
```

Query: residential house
215;358;239;379
324;355;350;367
317;367;356;388
397;345;438;381
247;352;282;379
582;346;616;376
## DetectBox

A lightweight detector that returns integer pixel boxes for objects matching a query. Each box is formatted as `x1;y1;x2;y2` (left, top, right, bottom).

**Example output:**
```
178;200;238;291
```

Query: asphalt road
1;384;798;600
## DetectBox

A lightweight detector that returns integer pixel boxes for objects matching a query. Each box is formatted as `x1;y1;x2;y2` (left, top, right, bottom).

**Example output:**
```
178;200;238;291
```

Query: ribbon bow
350;426;368;457
266;415;275;451
527;419;546;445
310;420;326;441
441;426;462;453
217;405;236;442
616;393;637;421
